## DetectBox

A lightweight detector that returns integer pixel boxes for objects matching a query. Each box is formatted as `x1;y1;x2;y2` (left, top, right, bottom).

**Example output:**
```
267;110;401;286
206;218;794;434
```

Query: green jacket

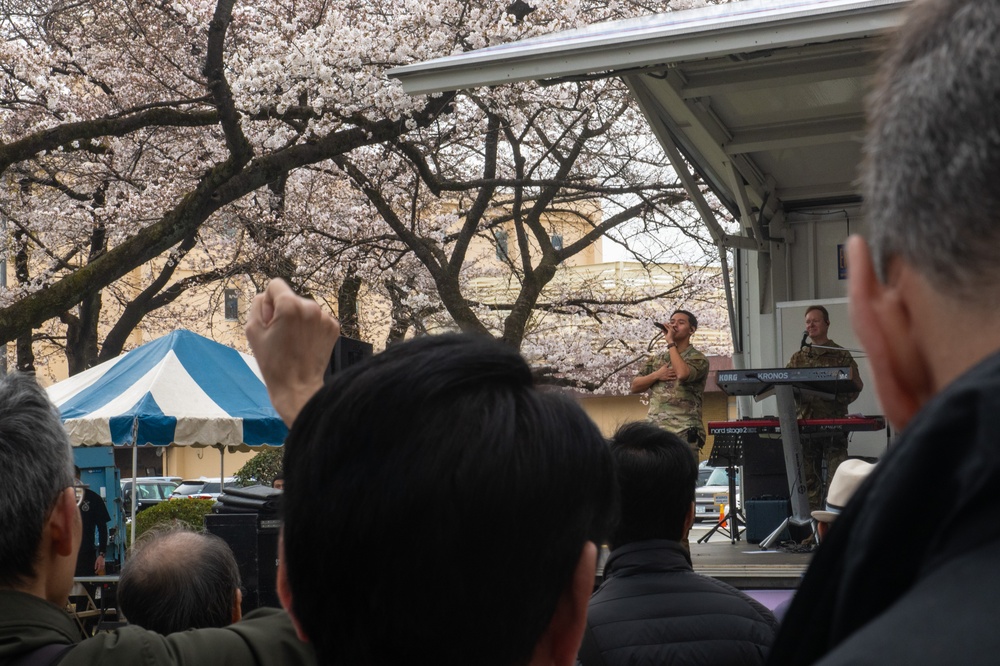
0;590;316;666
786;339;862;419
640;344;710;441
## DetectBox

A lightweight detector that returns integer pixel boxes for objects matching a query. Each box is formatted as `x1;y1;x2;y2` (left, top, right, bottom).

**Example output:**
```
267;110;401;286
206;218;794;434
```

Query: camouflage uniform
787;340;863;510
640;345;710;449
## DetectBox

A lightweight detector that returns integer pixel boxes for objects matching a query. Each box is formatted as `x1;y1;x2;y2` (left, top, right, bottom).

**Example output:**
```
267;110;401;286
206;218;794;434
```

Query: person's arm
630;355;675;393
246;279;340;426
88;491;111;573
63;607;317;666
95;512;108;573
670;346;694;381
631;368;663;393
657;323;693;381
633;324;686;391
681;354;709;385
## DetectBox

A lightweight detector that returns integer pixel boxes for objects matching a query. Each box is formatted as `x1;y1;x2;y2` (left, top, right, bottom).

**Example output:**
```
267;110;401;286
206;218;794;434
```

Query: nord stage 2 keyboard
708;415;886;436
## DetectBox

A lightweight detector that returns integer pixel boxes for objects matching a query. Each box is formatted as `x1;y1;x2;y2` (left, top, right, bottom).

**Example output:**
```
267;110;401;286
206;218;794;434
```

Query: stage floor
689;522;812;590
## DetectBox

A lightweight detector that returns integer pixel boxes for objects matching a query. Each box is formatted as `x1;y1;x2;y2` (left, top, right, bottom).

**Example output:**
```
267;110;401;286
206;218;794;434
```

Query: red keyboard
708;415;886;436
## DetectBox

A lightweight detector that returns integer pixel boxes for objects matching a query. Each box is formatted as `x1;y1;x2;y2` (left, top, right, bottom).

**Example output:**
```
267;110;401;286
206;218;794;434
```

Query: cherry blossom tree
0;0;733;384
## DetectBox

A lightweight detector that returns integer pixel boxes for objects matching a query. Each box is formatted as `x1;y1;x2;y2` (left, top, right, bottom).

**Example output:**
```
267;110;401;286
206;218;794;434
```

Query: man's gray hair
863;0;1000;304
0;373;75;587
118;525;241;633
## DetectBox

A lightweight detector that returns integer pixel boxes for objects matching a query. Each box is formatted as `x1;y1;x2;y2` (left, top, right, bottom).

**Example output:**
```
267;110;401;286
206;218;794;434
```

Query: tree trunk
337;270;363;339
13;231;34;373
384;277;411;346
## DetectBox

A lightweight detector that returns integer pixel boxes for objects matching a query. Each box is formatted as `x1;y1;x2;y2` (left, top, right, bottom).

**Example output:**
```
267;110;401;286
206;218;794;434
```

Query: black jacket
582;540;778;666
768;349;1000;664
76;487;111;576
0;589;315;666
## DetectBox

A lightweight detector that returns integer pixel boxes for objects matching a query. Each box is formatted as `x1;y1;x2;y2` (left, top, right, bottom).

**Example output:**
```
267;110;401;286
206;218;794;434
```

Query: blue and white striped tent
46;329;287;450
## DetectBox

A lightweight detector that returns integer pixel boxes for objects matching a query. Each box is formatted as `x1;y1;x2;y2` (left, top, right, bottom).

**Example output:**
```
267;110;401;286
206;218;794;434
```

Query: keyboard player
787;305;864;511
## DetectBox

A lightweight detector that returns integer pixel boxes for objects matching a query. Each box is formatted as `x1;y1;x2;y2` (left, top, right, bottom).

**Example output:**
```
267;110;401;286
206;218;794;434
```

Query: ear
232;587;243;623
529;541;597;666
816;521;830;543
38;488;82;605
276;532;309;642
49;488;80;558
846;236;930;429
683;501;695;538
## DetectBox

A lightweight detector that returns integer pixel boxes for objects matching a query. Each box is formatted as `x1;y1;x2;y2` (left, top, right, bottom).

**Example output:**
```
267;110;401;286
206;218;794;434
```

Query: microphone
800;330;811;350
654;322;669;334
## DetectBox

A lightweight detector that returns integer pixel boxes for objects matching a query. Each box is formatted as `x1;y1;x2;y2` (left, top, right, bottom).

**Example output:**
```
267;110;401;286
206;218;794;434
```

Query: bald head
118;527;241;633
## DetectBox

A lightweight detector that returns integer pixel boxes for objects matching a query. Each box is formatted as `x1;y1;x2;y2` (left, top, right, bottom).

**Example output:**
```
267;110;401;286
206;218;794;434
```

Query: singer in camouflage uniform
632;310;710;453
787;305;863;510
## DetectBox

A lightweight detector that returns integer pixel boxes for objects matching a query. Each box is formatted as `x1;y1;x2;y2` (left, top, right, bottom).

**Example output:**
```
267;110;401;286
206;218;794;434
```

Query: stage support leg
759;385;813;550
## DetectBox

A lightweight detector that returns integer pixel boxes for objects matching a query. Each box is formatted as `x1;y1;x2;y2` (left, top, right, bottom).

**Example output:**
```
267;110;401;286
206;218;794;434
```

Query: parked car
697;461;716;487
169;477;241;501
694;467;740;522
121;477;181;514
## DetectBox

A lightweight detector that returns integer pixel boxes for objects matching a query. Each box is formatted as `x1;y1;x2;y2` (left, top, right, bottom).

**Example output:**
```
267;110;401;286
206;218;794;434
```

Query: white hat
811;459;876;523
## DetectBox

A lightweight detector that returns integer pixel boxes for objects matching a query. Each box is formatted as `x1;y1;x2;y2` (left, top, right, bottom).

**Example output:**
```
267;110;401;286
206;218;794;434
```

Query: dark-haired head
281;333;616;666
671;309;698;331
608;422;698;547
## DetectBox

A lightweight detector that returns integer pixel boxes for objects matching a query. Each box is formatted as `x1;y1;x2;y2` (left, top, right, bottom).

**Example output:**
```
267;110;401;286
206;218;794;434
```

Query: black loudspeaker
745;498;791;544
742;436;789;500
325;336;374;379
204;513;280;613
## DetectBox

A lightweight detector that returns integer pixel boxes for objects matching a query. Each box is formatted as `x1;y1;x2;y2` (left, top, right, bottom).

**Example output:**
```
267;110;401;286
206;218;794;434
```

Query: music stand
697;434;745;544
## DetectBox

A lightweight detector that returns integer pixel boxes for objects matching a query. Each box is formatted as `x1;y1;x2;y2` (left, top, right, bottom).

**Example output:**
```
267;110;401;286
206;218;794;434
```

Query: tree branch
203;0;253;165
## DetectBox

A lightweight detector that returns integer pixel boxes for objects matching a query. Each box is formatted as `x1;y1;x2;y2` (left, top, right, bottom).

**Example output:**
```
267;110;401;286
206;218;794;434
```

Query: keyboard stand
758;384;814;549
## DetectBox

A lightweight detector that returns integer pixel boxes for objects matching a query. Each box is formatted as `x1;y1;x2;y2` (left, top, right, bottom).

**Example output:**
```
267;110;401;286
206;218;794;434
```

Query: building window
494;229;509;261
552;233;563;251
224;289;239;321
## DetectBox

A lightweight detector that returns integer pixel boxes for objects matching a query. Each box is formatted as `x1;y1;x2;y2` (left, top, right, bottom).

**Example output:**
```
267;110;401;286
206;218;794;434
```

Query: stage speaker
745;498;791;544
204;513;280;613
742;436;789;500
326;336;374;378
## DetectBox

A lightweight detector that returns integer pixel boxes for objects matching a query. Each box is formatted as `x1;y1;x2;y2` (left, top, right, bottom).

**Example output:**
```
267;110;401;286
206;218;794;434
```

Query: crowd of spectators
0;0;997;664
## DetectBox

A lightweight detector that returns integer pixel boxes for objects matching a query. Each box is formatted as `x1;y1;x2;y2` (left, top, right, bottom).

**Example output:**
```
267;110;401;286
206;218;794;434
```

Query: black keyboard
716;367;856;396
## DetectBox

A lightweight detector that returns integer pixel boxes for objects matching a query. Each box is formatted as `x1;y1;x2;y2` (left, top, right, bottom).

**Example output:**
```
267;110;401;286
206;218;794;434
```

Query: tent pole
130;417;138;553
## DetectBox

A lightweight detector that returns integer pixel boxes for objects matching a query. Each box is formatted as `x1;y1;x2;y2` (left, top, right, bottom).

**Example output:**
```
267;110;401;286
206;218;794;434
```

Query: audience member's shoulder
815;538;1000;665
700;575;779;629
61;608;314;666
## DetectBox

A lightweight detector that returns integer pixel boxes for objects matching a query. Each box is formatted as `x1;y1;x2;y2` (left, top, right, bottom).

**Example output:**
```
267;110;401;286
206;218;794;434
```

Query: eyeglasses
73;483;87;506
